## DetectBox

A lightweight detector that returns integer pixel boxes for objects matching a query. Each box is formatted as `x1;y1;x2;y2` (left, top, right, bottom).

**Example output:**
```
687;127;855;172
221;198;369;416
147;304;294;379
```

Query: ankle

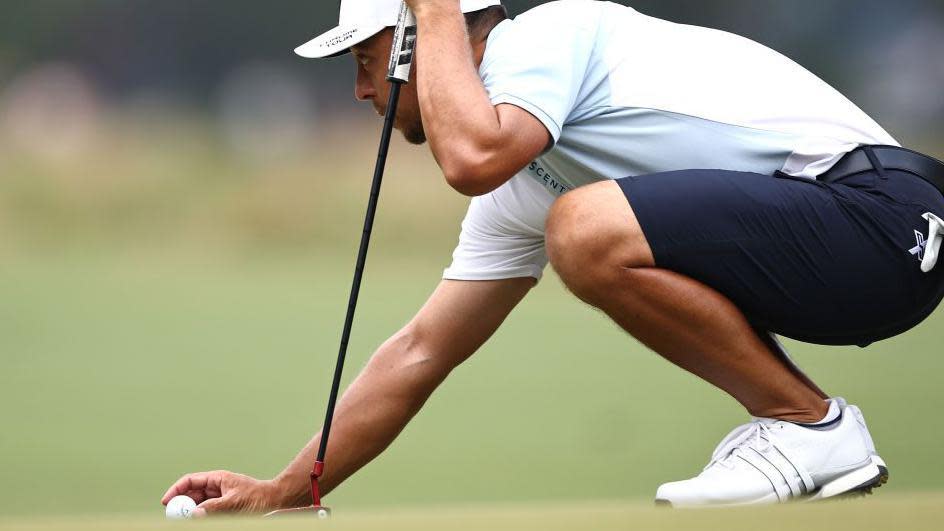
752;400;830;423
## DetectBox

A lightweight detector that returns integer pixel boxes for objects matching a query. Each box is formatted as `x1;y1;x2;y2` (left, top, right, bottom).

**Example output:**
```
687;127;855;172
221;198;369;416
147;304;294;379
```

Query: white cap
295;0;503;59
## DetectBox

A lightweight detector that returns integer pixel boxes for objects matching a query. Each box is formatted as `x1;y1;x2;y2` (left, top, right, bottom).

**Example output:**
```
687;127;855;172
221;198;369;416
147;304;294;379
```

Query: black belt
818;145;944;195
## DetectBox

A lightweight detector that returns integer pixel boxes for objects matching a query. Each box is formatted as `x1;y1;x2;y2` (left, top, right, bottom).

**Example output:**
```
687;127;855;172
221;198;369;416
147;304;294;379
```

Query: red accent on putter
311;460;325;506
263;460;329;518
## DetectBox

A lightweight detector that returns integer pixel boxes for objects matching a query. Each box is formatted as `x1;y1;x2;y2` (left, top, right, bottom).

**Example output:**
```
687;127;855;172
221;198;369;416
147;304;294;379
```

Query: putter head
263;505;331;519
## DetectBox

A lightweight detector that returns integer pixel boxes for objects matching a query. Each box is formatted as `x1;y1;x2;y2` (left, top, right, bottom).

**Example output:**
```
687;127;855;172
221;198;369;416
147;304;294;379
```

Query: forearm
271;279;533;508
413;4;506;193
273;330;447;507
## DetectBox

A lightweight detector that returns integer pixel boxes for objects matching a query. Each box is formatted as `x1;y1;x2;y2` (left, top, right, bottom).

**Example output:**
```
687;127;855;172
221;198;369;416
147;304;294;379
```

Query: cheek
374;74;391;98
399;87;420;114
408;100;423;122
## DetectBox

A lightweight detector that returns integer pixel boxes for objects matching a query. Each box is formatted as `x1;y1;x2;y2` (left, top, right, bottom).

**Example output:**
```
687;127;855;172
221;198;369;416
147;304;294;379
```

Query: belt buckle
921;213;944;273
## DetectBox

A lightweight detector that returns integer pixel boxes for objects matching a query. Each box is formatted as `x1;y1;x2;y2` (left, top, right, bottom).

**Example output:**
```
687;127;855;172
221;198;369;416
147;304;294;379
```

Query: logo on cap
323;28;359;48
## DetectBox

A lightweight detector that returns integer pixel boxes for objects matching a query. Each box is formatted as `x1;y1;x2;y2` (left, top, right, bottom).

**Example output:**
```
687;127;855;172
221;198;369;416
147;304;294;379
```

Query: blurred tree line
0;1;941;257
1;0;940;107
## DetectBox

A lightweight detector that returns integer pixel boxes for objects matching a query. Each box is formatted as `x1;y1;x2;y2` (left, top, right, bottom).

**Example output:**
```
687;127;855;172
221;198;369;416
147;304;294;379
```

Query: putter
264;2;417;519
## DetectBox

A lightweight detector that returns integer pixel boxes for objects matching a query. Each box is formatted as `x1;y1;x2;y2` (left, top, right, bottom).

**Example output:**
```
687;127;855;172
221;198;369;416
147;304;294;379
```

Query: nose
354;64;376;102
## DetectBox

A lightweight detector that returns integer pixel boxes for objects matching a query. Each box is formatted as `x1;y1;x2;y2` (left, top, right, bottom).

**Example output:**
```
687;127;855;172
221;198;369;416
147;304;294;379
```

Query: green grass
1;251;942;523
2;495;943;531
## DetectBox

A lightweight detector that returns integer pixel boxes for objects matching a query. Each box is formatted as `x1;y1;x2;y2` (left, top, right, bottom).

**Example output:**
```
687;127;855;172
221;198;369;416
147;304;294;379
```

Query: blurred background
1;0;942;520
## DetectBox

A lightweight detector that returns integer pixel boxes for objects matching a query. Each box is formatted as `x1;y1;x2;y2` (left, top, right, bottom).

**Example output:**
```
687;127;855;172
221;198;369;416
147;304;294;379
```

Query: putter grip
387;2;417;83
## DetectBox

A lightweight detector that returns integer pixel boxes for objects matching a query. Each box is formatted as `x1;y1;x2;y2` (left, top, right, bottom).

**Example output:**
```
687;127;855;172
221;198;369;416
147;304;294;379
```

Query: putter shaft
307;1;415;511
310;82;403;506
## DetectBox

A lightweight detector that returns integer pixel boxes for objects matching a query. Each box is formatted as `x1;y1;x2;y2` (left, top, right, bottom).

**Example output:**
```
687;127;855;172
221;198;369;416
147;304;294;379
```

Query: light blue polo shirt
480;0;896;195
444;0;898;281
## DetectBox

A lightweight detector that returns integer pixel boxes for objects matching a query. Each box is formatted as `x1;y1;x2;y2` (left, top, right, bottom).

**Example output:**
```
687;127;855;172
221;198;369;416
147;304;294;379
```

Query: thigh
616;169;944;346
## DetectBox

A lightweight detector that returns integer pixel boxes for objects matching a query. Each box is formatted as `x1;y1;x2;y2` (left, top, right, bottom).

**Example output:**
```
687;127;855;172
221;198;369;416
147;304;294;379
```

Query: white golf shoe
655;399;889;507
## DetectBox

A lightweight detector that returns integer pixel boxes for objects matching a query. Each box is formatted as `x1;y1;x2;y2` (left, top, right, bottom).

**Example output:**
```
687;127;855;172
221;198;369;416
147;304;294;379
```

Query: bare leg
546;182;828;422
756;329;829;401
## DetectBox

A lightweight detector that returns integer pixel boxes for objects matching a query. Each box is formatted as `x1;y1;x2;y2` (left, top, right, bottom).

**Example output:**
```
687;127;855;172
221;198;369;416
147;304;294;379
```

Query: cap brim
295;23;386;59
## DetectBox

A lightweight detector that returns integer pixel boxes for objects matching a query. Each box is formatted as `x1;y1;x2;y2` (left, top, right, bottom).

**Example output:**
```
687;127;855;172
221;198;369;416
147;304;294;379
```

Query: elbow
371;326;453;385
440;149;509;197
445;172;499;197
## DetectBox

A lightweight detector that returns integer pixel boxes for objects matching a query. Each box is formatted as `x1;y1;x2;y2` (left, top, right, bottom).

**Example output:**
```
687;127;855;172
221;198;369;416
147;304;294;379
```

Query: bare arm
408;0;550;196
162;277;534;514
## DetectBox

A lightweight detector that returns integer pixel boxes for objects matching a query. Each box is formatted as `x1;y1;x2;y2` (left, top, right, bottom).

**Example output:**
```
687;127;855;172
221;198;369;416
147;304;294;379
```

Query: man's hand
404;0;459;17
161;471;283;517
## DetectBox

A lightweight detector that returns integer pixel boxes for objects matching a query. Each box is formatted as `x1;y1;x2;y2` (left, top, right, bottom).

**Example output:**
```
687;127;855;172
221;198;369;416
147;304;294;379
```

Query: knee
545;183;648;300
546;191;592;280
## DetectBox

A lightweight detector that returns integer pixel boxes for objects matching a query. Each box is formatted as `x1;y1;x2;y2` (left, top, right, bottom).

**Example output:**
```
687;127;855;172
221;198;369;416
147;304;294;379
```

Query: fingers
181;488;219;505
192;496;228;519
161;471;274;518
161;471;226;505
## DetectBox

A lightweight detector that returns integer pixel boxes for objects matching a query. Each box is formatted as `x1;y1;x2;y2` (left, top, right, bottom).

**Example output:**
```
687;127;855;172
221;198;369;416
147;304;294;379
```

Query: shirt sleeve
479;2;601;144
443;174;555;282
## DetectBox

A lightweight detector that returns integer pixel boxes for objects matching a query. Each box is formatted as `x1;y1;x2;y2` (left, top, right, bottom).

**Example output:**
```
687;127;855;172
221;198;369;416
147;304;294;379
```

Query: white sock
802;399;842;427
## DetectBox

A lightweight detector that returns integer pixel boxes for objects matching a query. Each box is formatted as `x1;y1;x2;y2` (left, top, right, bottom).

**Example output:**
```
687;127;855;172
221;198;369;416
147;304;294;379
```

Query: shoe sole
655;456;889;508
806;455;889;502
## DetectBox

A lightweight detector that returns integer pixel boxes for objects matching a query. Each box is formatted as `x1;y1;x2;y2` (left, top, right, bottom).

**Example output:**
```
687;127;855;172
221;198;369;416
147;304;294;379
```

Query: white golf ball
165;495;197;520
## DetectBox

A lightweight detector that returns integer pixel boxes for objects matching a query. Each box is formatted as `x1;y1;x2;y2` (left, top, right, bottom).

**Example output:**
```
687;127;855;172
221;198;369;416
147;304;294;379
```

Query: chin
402;128;427;146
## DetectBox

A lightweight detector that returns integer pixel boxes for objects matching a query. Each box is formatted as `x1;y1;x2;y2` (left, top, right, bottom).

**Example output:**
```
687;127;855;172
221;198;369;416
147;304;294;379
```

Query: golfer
163;0;944;511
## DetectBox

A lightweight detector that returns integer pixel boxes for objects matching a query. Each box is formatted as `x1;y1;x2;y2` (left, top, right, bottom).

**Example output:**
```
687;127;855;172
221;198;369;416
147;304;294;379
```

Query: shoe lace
706;420;781;471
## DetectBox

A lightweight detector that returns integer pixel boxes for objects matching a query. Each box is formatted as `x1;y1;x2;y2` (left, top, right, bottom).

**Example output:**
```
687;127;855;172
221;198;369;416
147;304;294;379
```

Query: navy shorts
617;168;944;346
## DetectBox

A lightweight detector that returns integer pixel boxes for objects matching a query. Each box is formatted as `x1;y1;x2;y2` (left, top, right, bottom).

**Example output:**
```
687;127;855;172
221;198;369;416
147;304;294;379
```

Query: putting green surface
1;252;942;523
2;495;943;531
